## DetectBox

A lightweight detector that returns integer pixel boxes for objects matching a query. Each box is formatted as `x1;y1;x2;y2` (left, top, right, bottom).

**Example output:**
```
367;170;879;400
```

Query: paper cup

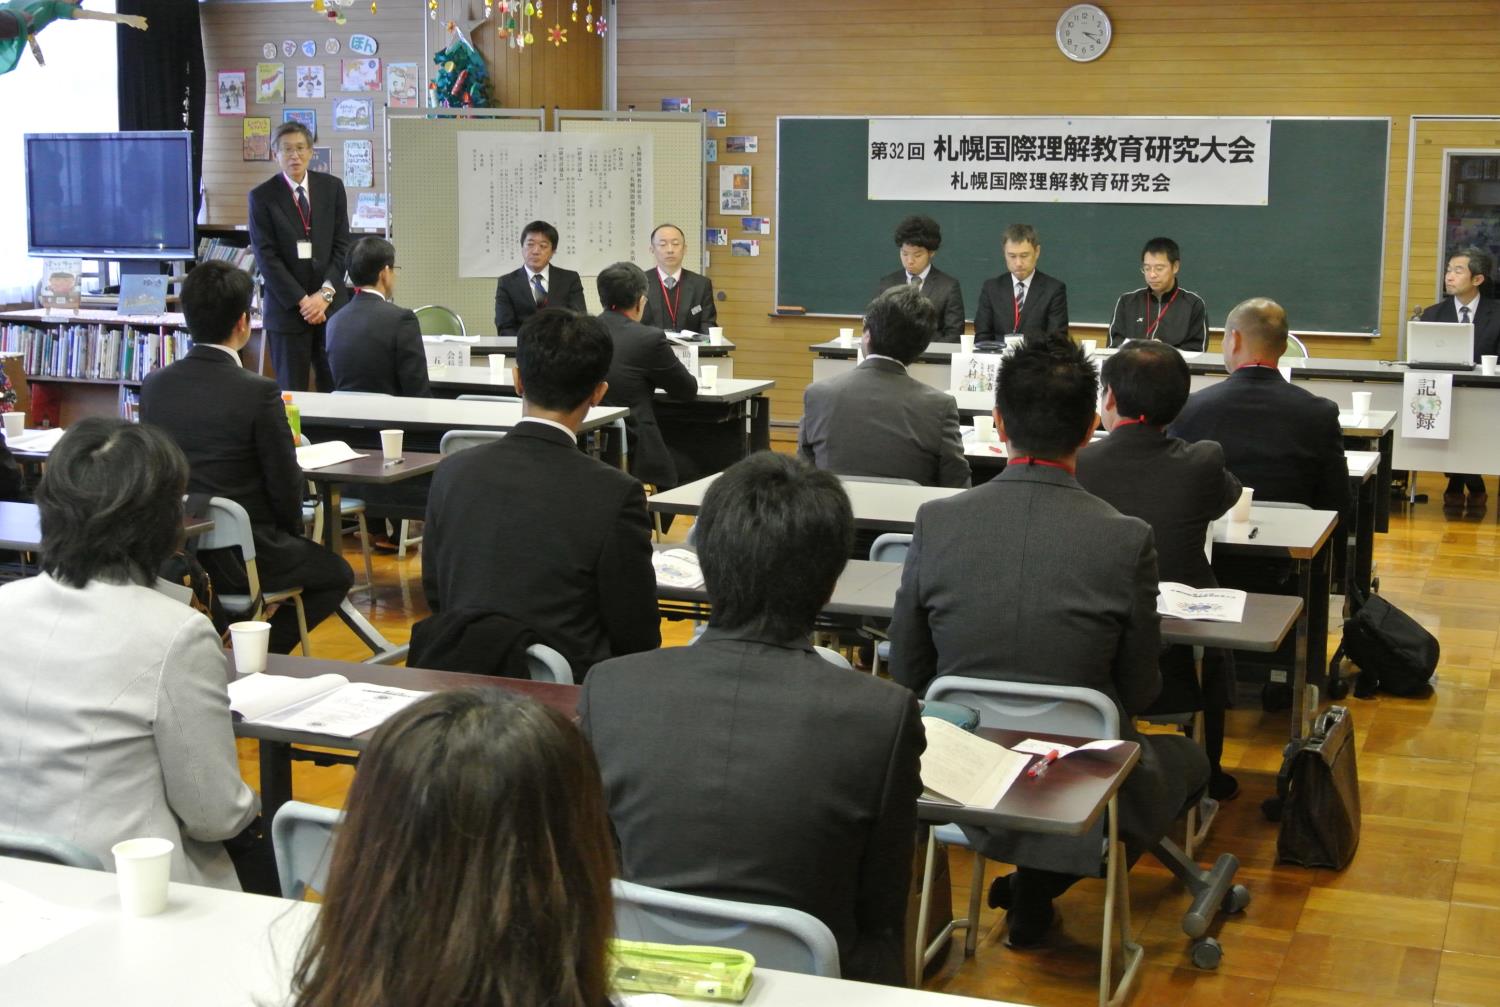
379;428;404;461
2;412;23;441
1081;339;1098;354
959;332;975;353
838;327;854;348
1005;335;1025;351
708;326;724;345
1350;390;1372;416
488;353;508;380
1230;486;1254;524
228;620;272;676
698;364;718;392
111;837;174;917
974;414;995;443
1483;355;1498;377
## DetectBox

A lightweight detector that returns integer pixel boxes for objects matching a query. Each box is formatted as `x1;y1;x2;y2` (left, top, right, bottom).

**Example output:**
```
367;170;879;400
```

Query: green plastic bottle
281;391;301;442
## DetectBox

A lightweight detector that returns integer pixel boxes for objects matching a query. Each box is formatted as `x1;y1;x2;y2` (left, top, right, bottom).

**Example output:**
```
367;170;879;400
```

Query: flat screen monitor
24;131;196;260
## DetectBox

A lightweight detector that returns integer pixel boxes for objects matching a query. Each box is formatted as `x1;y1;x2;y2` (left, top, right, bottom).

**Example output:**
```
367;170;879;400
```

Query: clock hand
1082;30;1101;42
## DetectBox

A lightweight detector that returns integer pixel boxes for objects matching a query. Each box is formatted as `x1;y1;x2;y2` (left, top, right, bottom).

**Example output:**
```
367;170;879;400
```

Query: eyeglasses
1141;264;1173;275
278;145;311;155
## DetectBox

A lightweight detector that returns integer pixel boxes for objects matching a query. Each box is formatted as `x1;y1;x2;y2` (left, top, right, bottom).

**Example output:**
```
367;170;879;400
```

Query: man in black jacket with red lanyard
1107;237;1209;352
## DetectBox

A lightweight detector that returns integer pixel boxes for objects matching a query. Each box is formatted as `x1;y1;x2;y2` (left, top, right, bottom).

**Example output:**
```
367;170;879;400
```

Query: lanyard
1238;361;1279;370
1145;286;1180;337
1112;416;1154;429
286;176;311;236
1008;455;1075;475
658;272;682;327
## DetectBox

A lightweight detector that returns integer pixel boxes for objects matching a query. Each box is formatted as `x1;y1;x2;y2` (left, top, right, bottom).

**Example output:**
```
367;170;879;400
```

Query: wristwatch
319;286;334;303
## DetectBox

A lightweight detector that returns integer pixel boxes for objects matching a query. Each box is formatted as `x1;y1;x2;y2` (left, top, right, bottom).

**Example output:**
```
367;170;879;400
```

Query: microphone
1409;305;1424;321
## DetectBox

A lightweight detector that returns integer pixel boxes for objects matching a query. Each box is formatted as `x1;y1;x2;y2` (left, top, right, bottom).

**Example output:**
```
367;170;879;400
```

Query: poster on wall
718;165;751;214
283;108;317;140
352;193;388;230
343;140;374;188
295;64;325;99
216;71;246;116
387;61;419;108
309;146;332;174
334;98;373;132
341;58;381;92
255;63;285;104
241;117;271;161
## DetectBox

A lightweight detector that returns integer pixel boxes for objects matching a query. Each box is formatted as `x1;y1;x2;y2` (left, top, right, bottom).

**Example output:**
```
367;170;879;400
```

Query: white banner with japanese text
867;117;1272;205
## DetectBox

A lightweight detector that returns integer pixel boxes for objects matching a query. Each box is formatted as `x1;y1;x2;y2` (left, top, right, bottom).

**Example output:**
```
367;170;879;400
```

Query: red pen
1027;749;1060;779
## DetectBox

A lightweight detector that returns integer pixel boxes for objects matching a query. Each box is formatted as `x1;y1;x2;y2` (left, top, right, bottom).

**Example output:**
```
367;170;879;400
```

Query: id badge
296;240;313;260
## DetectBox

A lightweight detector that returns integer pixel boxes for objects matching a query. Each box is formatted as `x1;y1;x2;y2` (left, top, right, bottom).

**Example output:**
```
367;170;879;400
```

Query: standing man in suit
595;262;700;490
492;220;588;339
889;338;1208;948
799;284;970;488
247;121;351;392
1107;237;1209;352
140;261;353;654
581;453;924;986
973;223;1068;345
874;214;965;340
326;237;431;397
640;223;717;335
1421;247;1498;509
1078;341;1243;799
422;308;660;679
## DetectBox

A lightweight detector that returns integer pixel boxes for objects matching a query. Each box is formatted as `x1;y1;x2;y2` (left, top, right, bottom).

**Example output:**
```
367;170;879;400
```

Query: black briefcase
1276;705;1361;869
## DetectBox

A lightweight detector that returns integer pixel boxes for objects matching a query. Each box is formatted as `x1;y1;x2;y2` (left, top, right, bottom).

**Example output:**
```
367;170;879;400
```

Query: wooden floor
241;474;1500;1006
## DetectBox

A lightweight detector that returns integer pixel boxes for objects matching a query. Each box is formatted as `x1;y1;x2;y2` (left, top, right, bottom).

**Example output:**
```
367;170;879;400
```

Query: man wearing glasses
248;121;351;391
1107;237;1209;352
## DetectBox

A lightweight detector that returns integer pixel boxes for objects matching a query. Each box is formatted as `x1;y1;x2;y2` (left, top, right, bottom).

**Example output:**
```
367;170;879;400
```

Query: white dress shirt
516;415;577;443
201;343;242;367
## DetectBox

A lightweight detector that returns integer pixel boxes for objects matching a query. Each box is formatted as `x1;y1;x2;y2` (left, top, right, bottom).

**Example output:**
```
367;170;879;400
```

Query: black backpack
1333;583;1438;698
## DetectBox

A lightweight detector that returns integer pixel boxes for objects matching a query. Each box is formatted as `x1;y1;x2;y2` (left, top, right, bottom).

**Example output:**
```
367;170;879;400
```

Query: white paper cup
1081;339;1098;354
1483;355;1498;377
111;837;174;917
488;353;508;380
1005;335;1025;351
960;332;975;353
838;327;854;348
699;364;718;392
708;326;724;345
2;412;23;441
379;428;404;461
974;414;995;443
228;620;272;676
1230;486;1255;524
1350;390;1373;416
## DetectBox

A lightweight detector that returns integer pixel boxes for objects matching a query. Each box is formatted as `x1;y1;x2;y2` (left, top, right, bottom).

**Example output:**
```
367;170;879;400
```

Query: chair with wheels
525;642;575;685
413;305;466;338
271;800;339;899
440;428;506;456
0;830;103;870
197;496;312;656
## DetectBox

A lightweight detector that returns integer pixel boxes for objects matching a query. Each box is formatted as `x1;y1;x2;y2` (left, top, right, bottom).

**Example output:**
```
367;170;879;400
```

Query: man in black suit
1077;341;1242;799
973;223;1068;344
421;308;660;679
140;262;353;654
640;223;717;335
247;121;351;392
889;338;1207;948
581;452;924;986
325;237;431;397
492;220;588;338
1420;247;1498;509
595;262;700;490
799;284;970;487
1106;237;1210;352
874;214;965;340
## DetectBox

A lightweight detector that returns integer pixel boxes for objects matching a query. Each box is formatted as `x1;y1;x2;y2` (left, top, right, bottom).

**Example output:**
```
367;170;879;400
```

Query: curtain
117;0;204;217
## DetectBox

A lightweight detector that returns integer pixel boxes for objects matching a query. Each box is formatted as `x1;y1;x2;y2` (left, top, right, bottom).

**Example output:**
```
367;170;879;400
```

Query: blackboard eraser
774;305;807;315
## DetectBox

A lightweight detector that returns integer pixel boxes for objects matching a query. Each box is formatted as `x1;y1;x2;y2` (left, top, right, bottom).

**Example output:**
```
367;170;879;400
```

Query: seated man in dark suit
973;223;1068;344
325;237;431;397
140;261;353;654
422;308;660;678
874;214;965;340
890;337;1208;948
581;452;924;986
1421;247;1498;509
1077;341;1242;799
595;261;700;490
799;284;970;488
492;220;588;339
640;223;717;335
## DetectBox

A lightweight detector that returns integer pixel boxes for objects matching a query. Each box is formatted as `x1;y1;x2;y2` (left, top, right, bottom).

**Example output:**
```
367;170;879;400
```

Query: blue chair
525;642;575;685
0;830;103;870
271;800;340;900
612;878;840;978
439;428;506;455
867;533;911;676
198;496;312;655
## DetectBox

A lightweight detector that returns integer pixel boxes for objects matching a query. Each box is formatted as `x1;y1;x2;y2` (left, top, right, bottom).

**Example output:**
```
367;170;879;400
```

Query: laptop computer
1405;320;1476;371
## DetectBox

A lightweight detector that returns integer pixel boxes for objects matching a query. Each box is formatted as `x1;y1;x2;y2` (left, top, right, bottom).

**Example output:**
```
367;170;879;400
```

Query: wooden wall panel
1408;119;1500;318
472;10;605;111
616;0;1500;422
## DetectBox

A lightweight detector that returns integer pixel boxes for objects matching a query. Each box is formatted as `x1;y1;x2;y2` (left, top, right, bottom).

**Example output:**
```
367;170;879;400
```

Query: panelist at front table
874;214;965;340
493;219;588;339
973;222;1068;345
640;223;717;335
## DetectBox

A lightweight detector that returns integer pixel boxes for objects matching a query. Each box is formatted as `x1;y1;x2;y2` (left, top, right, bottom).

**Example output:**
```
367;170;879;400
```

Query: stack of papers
295;440;366;471
4;427;67;454
422;334;479;343
653;548;705;589
1157;582;1248;623
227;672;427;738
0;881;98;966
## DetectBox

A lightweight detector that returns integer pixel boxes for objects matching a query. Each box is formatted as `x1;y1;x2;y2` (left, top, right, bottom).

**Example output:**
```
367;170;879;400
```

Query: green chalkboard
776;117;1389;335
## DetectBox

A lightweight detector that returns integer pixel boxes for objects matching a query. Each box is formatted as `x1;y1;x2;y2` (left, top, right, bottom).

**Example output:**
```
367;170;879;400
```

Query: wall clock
1056;4;1112;63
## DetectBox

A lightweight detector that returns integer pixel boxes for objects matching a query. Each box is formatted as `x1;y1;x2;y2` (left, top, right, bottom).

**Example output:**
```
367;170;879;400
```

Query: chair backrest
612;879;841;978
525;642;575;685
812;645;852;670
924;677;1120;739
0;830;103;870
1255;500;1311;510
839;474;920;486
868;532;912;564
271;800;340;899
440;428;506;455
1284;333;1309;359
330;390;389;397
456;393;522;404
414;304;467;338
195;495;257;564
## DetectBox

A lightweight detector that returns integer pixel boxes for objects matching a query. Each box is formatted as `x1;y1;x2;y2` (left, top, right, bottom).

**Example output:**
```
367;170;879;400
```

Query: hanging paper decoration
547;23;566;45
584;2;593;32
595;15;606;35
571;1;577;22
432;23;490;107
428;0;437;18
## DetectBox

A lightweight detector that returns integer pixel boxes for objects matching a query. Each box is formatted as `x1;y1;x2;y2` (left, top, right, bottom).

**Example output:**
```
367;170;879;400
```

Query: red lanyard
658;272;682;327
1112;416;1153;429
1145;286;1180;337
1008;455;1075;475
286;176;311;235
1238;361;1278;370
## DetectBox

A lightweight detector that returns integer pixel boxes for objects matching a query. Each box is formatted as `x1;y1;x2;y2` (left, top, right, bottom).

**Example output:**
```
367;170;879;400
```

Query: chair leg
353;512;374;593
1100;797;1143;1007
965;849;984;956
915;825;937;985
292;594;312;657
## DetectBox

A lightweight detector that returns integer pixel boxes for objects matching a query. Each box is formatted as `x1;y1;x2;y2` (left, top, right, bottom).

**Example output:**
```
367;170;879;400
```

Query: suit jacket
493;265;588;338
875;267;966;340
0;430;20;501
421;421;660;677
973;269;1068;342
247;170;351;333
798;357;970;488
1420;296;1500;359
325;291;432;397
889;464;1205;861
597;310;700;488
1168;366;1349;522
0;575;258;888
1077;424;1241;588
1107;285;1209;352
641;266;717;334
580;628;925;986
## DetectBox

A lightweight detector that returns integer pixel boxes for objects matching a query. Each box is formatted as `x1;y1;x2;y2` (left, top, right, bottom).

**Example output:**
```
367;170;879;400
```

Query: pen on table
1248;526;1259;539
1026;749;1060;779
383;458;405;467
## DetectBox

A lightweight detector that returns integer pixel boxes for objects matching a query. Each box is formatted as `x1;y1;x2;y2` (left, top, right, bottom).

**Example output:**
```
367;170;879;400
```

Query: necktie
1015;281;1026;312
1461;305;1471;324
294;185;310;227
664;274;677;290
531;273;547;305
909;274;921;286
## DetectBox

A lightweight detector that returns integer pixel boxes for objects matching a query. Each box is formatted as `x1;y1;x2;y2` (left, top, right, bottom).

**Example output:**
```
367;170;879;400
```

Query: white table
471;333;739;375
0;857;1030;1006
649;473;964;532
429;366;773;405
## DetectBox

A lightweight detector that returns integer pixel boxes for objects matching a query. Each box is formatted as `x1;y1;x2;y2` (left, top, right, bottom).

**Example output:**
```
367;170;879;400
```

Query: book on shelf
0;321;193;383
195;237;257;274
39;258;82;311
118;275;167;316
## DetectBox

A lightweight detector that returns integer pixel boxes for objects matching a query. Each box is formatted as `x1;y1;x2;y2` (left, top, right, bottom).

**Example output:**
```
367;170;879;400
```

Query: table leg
1356;474;1376;595
258;739;294;823
1376;430;1393;533
318;482;343;555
